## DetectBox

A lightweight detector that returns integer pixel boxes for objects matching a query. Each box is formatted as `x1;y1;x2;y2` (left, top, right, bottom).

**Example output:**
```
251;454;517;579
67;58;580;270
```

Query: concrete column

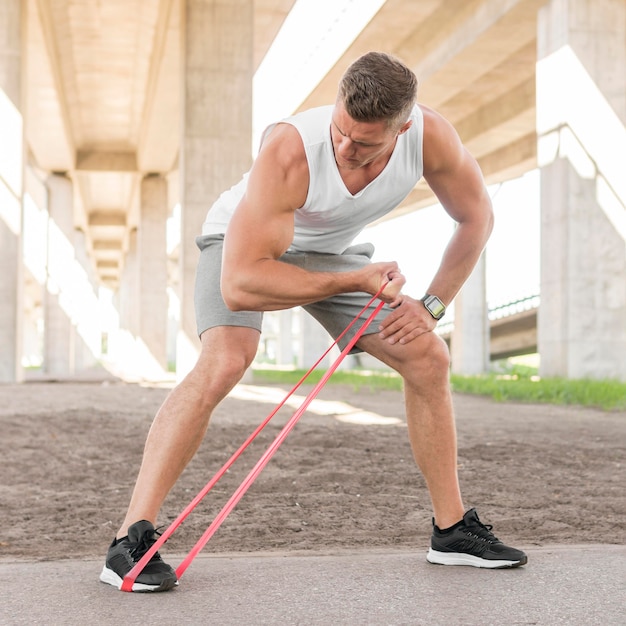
177;0;254;378
0;0;24;382
43;174;74;376
166;169;180;368
119;229;140;337
276;310;294;366
451;252;489;375
298;312;331;369
72;228;99;371
537;0;626;380
139;174;168;368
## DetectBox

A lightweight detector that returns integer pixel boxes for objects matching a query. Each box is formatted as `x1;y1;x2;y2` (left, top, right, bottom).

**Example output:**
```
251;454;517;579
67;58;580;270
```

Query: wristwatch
421;294;446;320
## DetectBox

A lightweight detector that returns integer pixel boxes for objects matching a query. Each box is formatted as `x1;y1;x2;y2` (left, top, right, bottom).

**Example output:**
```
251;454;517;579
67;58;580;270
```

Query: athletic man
100;51;527;592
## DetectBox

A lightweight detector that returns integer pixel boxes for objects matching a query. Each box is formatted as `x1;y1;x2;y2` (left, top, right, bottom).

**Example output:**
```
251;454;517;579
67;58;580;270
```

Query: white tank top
201;104;424;254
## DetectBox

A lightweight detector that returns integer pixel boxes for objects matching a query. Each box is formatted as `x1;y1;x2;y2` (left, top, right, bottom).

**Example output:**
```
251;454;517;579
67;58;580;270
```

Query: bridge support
451;252;489;375
176;0;254;379
138;174;169;369
537;0;626;380
0;0;24;382
43;174;74;377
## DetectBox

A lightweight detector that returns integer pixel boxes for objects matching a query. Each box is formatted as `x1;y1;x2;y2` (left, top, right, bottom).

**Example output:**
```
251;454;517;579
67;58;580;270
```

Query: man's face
330;101;408;170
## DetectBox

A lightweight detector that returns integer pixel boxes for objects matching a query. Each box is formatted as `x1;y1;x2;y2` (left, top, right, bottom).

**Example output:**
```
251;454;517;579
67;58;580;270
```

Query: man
100;51;527;592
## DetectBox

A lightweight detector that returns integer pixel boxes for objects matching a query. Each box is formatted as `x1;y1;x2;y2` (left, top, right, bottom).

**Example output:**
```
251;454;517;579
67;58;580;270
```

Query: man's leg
357;330;464;529
100;326;259;591
357;329;527;568
118;325;260;537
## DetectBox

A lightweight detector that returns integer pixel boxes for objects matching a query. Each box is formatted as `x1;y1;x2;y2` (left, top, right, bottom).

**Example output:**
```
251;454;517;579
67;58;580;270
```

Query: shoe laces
129;527;164;562
464;517;499;544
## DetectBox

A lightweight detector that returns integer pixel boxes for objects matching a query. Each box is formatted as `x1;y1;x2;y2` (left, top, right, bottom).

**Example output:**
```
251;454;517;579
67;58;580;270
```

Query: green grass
252;367;626;411
253;368;403;391
449;374;626;411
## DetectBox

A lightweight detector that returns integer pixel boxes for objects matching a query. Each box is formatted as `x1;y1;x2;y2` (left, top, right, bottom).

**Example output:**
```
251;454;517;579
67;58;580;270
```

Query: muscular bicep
221;124;309;294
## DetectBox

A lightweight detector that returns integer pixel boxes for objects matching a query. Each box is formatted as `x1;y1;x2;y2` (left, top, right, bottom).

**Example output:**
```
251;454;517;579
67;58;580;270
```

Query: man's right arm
221;124;404;311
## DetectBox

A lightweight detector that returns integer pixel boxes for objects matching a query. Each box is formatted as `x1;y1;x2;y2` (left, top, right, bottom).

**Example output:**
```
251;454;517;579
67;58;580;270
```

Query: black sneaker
99;520;178;592
427;508;527;568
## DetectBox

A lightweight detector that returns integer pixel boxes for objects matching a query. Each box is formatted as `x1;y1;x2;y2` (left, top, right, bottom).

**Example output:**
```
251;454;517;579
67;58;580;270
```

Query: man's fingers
380;270;405;303
378;295;438;344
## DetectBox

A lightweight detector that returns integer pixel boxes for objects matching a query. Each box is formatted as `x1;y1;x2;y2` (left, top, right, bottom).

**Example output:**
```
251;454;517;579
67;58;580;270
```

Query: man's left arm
378;106;494;346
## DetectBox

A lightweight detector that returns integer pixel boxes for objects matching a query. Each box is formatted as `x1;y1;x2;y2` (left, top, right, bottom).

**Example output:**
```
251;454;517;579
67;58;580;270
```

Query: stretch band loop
121;283;388;591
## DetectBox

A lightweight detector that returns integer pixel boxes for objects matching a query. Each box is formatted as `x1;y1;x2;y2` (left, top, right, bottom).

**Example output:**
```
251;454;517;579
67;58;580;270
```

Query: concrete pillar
166;170;180;368
0;0;24;382
537;0;626;380
138;174;168;368
72;228;99;371
276;310;294;366
44;174;74;377
298;312;331;369
451;252;489;375
119;229;140;337
177;0;254;378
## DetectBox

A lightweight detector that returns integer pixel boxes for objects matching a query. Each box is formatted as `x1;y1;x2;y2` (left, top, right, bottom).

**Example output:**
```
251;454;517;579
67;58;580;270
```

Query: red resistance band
121;285;388;591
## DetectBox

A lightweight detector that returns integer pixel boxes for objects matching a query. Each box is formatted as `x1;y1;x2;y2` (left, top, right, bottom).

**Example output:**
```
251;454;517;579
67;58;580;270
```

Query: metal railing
488;294;540;320
436;293;540;336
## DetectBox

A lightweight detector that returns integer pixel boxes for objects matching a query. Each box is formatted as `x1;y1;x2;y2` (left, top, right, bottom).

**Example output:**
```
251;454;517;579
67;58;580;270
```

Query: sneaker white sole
427;548;526;569
99;565;178;592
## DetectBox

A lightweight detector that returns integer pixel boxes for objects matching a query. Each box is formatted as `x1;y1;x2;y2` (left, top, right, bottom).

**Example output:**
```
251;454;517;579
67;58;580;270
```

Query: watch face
424;295;445;319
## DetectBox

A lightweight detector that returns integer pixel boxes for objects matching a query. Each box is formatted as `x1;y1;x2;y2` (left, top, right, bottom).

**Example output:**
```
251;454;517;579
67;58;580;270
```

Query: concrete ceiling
24;0;546;288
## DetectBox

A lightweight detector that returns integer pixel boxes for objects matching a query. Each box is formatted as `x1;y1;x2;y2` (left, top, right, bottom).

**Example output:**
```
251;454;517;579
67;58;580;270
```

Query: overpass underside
0;0;624;382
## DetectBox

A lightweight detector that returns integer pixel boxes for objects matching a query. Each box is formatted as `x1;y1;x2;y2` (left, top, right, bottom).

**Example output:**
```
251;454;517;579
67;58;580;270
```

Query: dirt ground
1;378;624;563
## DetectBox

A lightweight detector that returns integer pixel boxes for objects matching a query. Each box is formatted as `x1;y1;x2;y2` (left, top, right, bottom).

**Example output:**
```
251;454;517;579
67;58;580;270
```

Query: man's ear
397;120;413;135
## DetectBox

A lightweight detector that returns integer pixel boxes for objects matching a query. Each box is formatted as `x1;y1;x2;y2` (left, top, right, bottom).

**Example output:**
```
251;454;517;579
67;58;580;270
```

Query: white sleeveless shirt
201;104;424;254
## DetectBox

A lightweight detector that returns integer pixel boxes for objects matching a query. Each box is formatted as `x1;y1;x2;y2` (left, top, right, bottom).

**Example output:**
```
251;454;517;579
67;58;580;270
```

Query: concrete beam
455;77;535;144
76;151;138;172
407;0;531;81
253;0;297;68
26;0;74;171
32;0;76;166
93;251;124;265
479;133;537;182
88;211;127;227
90;232;127;275
92;239;124;250
437;40;537;122
96;259;119;269
296;0;429;111
137;0;179;173
416;1;544;107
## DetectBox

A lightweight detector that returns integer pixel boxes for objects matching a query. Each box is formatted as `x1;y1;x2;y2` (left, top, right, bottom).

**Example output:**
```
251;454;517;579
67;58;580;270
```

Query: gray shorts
194;234;393;353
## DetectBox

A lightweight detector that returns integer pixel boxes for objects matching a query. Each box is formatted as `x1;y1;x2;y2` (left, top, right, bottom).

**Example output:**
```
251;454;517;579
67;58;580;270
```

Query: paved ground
2;544;625;625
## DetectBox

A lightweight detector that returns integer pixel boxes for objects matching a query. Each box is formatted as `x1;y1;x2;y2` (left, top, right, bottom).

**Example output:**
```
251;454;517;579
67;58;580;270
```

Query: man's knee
402;332;450;384
200;345;255;382
427;333;451;372
219;349;256;382
193;328;259;389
